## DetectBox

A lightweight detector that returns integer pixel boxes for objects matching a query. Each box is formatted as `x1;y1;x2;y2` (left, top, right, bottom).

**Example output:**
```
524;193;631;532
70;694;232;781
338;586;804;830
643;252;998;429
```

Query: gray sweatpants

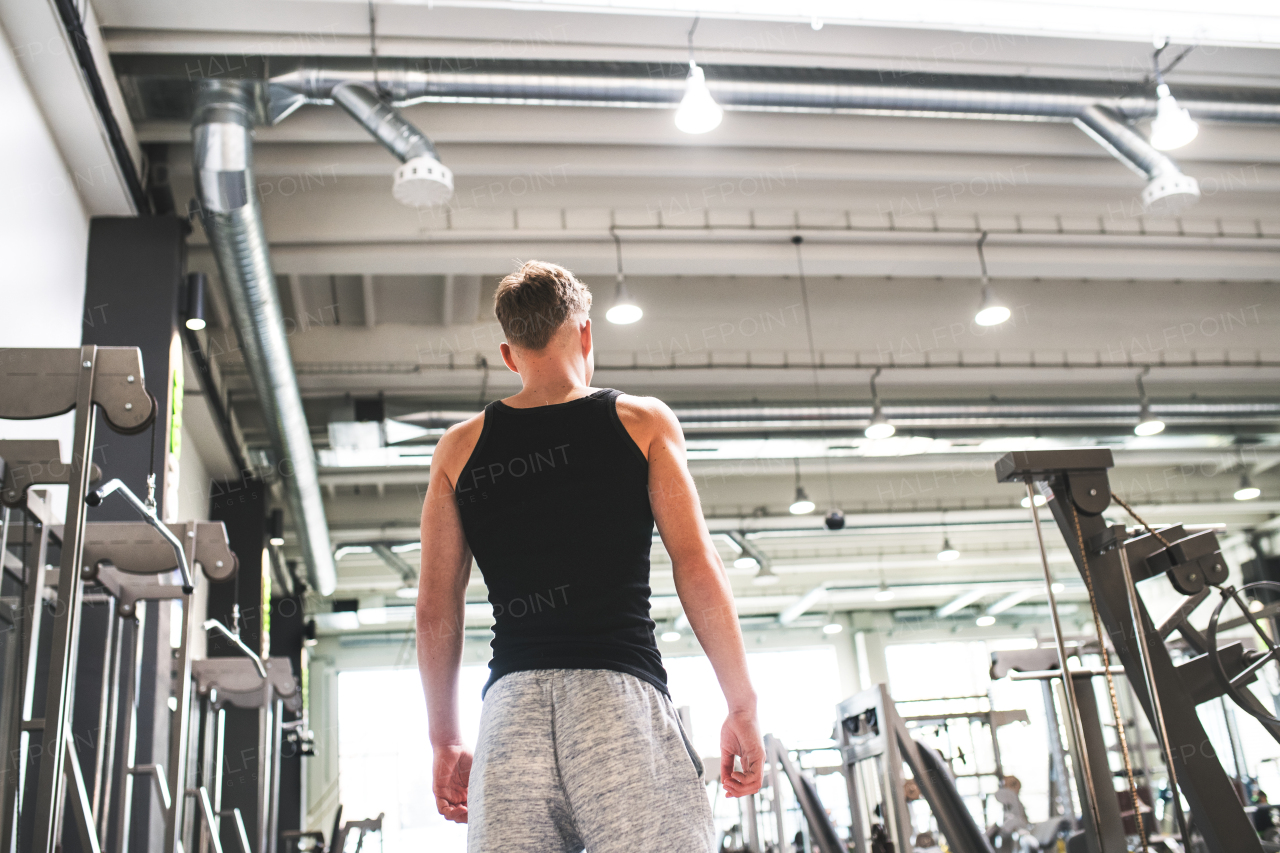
467;669;715;853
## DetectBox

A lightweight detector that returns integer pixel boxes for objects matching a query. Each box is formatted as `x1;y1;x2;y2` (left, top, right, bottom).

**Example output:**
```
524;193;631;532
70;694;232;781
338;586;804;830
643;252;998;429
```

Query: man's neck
505;365;594;407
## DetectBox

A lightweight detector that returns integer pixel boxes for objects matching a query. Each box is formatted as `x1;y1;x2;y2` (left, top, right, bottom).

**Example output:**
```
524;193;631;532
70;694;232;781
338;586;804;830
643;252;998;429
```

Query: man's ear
499;342;520;373
580;317;592;357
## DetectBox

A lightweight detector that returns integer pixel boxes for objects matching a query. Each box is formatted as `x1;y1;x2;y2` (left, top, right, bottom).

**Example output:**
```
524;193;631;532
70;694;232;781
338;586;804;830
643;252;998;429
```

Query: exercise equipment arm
85;478;194;593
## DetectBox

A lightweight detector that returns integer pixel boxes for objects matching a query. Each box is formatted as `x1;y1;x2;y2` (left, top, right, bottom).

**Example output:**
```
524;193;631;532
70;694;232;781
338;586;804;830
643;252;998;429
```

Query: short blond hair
494;260;592;350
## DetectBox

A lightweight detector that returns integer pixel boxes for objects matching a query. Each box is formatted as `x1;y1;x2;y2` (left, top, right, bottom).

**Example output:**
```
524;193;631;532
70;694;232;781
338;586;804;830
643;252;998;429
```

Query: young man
417;260;764;852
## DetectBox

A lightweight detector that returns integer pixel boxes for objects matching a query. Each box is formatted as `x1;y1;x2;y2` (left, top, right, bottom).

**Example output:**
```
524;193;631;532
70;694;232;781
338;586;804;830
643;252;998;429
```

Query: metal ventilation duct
191;80;338;596
261;58;1280;123
116;55;1280;210
329;81;454;207
1074;105;1199;212
265;58;1271;211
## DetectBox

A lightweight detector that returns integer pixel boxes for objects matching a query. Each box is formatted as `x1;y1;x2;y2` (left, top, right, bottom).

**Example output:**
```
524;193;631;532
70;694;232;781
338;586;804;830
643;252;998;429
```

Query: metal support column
30;346;99;853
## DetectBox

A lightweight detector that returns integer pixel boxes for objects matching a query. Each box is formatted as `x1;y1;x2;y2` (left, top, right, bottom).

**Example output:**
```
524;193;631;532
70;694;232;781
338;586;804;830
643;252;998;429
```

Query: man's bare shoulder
614;393;679;431
434;411;486;485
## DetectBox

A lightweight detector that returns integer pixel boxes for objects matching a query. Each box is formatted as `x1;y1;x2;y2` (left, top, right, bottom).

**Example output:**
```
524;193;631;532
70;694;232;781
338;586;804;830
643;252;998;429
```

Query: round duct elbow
393;154;454;207
1142;171;1200;215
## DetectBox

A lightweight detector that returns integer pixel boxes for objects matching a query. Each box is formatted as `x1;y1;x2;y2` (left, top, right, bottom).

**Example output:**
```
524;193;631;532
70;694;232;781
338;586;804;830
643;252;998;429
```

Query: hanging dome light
1133;367;1164;436
1021;494;1048;508
606;231;642;324
865;406;896;440
789;458;815;514
1234;474;1261;501
937;538;960;561
974;286;1011;327
1149;83;1199;151
874;581;895;602
605;278;643;324
790;486;815;515
864;367;895;439
734;555;759;569
822;621;842;634
1135;403;1166;436
674;62;723;134
660;629;682;642
975;615;997;627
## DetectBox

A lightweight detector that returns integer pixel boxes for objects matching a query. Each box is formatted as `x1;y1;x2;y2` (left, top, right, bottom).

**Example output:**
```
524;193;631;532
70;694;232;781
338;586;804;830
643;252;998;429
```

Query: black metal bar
49;0;150;214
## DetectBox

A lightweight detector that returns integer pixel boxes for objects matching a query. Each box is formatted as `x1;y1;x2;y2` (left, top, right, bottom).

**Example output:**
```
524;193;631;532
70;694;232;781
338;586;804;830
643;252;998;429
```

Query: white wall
0;19;89;457
0;20;88;346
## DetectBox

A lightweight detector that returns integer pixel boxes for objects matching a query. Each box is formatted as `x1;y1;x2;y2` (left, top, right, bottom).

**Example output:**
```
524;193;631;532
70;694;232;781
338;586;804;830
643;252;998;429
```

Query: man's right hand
719;709;765;798
432;744;473;823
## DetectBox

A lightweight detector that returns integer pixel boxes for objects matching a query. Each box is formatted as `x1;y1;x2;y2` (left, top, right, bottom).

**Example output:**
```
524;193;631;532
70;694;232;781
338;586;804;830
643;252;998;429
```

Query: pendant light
973;231;1010;327
789;458;815;515
675;64;723;134
605;229;642;324
1234;475;1260;501
1133;366;1165;436
1149;39;1199;151
865;367;895;439
674;16;722;134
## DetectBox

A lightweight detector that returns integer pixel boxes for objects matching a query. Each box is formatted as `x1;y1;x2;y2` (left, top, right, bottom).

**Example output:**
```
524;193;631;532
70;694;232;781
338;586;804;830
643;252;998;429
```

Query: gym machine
761;735;845;853
995;448;1280;853
896;697;1030;829
189;645;303;853
281;806;385;853
0;347;258;853
837;684;995;853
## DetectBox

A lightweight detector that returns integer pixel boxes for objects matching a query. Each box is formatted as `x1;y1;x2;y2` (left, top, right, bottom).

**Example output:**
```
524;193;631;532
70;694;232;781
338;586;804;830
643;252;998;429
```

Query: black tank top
454;388;666;697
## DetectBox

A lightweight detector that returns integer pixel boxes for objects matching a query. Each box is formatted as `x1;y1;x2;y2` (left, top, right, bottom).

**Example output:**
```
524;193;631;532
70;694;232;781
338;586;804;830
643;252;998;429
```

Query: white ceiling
71;0;1280;625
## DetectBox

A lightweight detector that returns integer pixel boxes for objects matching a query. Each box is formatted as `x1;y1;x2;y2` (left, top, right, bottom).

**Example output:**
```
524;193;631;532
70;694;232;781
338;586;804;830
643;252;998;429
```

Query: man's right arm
416;420;480;822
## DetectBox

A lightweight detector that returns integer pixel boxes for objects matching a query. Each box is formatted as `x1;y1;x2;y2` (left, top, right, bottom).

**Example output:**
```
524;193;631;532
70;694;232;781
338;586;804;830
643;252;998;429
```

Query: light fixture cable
368;0;383;101
792;235;837;512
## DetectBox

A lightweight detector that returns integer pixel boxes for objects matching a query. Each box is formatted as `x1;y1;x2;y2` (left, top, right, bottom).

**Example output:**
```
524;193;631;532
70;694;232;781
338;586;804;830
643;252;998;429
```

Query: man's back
452;388;665;696
416;260;762;850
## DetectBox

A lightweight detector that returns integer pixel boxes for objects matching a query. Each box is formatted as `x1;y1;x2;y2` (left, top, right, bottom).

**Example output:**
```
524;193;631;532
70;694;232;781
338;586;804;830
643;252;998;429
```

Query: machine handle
85;479;194;593
202;619;268;679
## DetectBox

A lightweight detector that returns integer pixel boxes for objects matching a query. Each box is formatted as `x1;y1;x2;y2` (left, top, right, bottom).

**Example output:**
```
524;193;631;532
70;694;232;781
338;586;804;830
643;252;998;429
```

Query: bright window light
339;667;489;850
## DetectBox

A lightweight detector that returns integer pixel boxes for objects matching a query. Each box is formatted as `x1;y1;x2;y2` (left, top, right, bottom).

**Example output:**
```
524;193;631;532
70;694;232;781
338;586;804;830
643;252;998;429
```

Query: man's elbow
671;550;725;582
